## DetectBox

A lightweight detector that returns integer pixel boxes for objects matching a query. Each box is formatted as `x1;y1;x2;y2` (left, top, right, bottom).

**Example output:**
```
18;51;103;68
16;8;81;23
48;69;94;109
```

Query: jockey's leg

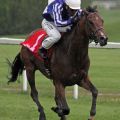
39;19;61;58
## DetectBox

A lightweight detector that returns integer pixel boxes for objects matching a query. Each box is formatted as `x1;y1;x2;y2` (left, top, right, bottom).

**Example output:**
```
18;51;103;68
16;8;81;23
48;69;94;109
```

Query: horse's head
83;6;108;46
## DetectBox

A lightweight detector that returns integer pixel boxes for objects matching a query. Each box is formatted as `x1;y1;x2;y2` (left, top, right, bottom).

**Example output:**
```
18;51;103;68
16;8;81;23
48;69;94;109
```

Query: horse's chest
51;47;89;84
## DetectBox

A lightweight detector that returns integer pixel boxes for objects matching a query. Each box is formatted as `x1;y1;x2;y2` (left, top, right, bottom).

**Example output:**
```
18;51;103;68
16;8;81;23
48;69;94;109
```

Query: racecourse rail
0;37;120;99
0;37;120;48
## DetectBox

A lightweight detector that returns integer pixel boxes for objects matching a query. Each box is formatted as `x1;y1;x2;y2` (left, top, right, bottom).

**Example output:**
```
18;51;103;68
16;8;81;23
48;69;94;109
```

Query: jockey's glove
70;16;79;24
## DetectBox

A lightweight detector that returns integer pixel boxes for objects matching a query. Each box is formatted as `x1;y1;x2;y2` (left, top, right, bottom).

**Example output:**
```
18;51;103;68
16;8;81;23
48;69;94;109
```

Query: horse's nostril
100;36;108;41
99;36;108;46
100;36;105;40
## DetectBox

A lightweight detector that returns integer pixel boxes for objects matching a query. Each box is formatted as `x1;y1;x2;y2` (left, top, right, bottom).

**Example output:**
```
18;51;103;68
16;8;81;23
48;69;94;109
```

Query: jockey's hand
66;25;72;32
71;10;81;23
71;16;79;24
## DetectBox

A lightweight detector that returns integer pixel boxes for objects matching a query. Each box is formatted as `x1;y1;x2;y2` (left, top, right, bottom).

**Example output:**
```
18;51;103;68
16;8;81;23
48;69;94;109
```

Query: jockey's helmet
65;0;81;10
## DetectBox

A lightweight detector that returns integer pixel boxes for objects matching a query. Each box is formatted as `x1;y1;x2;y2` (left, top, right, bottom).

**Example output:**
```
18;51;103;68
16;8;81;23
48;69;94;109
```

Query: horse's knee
92;88;98;98
31;91;38;99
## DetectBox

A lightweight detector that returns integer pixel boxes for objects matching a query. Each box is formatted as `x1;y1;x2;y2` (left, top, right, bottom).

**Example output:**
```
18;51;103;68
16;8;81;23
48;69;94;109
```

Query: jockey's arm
53;3;72;27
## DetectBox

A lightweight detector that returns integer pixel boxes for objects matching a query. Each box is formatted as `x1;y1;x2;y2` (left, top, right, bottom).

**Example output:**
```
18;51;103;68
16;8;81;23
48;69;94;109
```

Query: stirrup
44;57;51;77
45;68;51;76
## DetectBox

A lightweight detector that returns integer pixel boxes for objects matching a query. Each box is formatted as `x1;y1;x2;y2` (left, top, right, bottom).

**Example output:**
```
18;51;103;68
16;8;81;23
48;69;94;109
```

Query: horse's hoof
88;116;94;120
51;106;70;117
51;107;63;116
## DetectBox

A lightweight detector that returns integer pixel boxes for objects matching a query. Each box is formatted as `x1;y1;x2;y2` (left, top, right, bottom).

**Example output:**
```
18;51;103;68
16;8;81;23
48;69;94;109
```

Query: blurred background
0;1;120;120
0;0;120;41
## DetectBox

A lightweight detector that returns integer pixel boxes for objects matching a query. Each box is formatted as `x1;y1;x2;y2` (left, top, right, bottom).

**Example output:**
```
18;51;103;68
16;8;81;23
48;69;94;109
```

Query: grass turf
0;45;120;120
99;9;120;42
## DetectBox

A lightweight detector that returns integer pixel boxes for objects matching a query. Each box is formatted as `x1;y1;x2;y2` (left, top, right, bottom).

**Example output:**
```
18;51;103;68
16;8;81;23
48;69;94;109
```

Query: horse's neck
59;17;89;66
78;16;89;43
63;17;89;52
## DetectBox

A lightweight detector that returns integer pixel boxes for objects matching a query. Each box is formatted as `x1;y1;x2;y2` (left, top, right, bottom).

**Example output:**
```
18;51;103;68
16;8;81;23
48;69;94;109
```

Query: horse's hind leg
26;66;46;120
52;81;69;119
79;76;98;120
21;47;46;120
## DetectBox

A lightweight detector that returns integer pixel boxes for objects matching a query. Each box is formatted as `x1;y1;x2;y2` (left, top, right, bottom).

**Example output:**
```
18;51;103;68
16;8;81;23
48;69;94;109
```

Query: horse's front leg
79;76;98;120
52;81;70;120
26;66;46;120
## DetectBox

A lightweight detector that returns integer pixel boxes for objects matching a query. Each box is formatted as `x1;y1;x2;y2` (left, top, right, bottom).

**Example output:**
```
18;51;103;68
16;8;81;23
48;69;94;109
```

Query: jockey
39;0;82;58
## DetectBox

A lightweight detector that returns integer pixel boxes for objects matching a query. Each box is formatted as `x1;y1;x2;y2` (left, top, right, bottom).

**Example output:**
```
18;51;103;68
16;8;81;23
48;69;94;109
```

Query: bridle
85;12;104;44
94;27;103;35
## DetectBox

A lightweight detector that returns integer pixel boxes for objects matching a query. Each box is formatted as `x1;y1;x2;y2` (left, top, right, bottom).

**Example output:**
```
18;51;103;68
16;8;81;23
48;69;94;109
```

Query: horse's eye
102;19;104;23
89;21;93;25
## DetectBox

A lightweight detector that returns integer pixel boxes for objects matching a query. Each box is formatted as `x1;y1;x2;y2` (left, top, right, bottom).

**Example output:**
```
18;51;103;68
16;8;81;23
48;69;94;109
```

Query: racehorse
7;7;108;120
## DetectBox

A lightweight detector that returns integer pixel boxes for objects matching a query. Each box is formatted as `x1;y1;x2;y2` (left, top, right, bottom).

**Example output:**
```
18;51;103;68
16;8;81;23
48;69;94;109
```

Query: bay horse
8;7;108;120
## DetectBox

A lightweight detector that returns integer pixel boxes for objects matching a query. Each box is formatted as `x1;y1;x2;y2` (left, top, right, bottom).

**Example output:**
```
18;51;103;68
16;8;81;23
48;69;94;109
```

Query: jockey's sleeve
53;3;72;27
77;9;82;16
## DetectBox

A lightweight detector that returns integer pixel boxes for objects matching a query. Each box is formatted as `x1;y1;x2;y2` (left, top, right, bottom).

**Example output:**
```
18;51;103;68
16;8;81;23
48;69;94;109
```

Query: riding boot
39;47;51;77
39;47;47;59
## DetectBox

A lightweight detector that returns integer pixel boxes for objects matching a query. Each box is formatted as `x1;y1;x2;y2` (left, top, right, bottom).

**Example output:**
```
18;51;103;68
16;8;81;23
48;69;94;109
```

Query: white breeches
41;19;61;49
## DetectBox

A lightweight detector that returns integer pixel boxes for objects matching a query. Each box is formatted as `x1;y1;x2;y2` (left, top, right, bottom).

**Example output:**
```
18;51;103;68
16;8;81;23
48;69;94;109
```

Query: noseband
94;27;103;35
85;12;103;43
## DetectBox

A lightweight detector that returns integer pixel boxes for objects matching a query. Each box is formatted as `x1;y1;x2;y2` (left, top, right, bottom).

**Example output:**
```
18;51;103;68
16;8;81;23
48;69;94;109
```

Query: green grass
99;8;120;42
0;45;120;120
89;48;120;93
0;90;120;120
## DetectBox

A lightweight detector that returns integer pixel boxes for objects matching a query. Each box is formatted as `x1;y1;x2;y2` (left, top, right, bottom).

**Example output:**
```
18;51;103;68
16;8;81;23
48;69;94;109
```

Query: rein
85;12;103;43
67;10;103;53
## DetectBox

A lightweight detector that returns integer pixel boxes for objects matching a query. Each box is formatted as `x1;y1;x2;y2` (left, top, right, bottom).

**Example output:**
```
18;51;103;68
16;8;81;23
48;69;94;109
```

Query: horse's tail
7;53;24;84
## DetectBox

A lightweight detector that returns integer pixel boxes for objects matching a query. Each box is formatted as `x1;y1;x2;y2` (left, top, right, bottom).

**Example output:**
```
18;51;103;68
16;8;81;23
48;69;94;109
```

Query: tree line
0;0;91;35
0;0;47;35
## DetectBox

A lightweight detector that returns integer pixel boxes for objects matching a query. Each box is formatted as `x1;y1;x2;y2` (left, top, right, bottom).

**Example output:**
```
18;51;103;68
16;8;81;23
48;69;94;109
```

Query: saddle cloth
21;29;52;61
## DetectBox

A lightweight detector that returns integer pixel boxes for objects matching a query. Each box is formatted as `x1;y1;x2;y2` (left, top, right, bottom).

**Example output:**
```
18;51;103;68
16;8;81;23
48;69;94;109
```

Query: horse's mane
61;6;98;48
86;6;97;13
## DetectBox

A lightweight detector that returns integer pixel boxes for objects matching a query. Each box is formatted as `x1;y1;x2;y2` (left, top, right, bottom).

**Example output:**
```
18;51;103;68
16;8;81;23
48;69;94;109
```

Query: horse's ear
86;6;98;13
93;5;98;11
82;9;89;16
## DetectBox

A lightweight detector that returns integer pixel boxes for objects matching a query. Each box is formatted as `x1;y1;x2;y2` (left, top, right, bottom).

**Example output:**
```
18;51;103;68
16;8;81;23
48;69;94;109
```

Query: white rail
0;37;24;44
0;37;120;48
0;37;120;99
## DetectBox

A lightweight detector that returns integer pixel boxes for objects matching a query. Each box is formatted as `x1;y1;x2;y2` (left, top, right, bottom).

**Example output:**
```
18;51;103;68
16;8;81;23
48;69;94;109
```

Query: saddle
21;29;53;76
